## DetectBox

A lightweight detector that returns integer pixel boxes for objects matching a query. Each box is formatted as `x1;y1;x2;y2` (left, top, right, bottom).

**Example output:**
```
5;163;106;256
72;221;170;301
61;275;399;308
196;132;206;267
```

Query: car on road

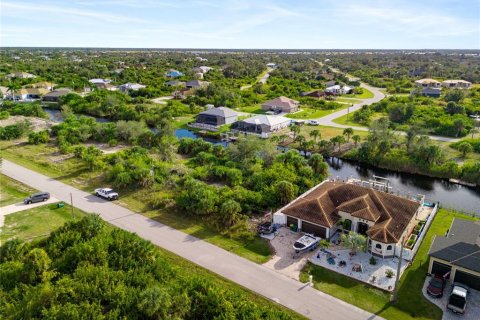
24;192;50;204
95;188;119;200
447;283;469;314
426;275;446;298
306;120;320;126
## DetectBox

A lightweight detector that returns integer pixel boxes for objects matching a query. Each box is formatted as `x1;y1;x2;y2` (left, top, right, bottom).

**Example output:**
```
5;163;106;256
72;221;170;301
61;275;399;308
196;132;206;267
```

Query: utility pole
70;192;74;220
392;236;405;303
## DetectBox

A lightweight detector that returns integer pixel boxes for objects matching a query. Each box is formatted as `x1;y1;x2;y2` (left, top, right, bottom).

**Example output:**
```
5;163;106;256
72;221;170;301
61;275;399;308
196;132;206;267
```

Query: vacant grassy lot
1;202;86;243
286;108;336;119
299;125;368;141
300;208;479;320
0;140;272;263
0;174;36;206
350;87;375;99
335;97;363;104
238;104;266;114
332;112;383;127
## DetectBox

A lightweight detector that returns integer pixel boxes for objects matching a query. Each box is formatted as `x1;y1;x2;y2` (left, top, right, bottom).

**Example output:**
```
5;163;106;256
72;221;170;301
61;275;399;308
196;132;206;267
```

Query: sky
1;0;479;49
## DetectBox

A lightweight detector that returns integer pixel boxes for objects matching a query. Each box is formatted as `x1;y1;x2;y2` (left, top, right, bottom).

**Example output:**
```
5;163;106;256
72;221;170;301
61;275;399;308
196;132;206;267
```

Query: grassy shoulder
350;87;375;99
298;125;368;141
0;174;36;206
286;106;347;120
1;202;86;243
300;209;478;320
0;140;272;264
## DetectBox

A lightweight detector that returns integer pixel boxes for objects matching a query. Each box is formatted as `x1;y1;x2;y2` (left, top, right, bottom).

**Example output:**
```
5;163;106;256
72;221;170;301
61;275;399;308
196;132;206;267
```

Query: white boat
293;234;320;253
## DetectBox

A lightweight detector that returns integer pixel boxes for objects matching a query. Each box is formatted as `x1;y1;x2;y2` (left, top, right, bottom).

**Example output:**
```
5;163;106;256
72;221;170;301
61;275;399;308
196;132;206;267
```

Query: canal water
43;109;480;214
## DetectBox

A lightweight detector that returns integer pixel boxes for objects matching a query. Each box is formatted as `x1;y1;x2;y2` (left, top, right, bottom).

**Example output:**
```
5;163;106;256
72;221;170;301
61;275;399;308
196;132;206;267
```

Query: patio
309;235;409;292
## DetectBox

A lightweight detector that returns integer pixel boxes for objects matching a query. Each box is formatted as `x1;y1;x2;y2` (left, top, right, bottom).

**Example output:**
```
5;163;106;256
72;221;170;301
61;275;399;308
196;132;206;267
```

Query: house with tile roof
415;78;440;88
261;96;299;113
428;218;480;290
276;181;422;258
441;79;472;89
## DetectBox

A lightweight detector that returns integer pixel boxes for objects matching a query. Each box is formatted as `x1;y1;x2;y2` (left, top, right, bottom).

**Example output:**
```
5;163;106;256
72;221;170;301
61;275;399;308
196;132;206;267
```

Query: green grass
238;105;266;114
298;125;368;141
0;140;272;264
300;209;479;320
332;112;383;127
336;98;363;104
0;174;36;206
349;87;374;99
1;202;86;244
286;108;338;119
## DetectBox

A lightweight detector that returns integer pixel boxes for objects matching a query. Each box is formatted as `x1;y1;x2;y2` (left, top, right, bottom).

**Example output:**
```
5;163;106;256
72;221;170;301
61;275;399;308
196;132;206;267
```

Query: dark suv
24;192;50;204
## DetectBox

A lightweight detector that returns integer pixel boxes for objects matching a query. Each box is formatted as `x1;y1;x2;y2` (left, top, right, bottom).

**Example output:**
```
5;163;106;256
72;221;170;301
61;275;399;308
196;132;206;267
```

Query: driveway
0;197;59;228
263;228;316;280
1;160;382;320
422;276;480;320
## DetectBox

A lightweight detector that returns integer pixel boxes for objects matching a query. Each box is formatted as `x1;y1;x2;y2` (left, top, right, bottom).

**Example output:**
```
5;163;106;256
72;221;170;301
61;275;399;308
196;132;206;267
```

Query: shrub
385;269;395;278
0;111;9;119
108;138;118;147
369;256;377;265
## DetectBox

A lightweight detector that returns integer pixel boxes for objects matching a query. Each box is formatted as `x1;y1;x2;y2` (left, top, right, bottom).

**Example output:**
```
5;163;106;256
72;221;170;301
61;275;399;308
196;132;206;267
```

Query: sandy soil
0;115;55;132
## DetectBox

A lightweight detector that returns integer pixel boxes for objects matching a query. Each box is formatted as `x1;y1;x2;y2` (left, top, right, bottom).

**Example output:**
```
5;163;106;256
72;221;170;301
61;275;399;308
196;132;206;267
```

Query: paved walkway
1;160;382;320
0;197;59;229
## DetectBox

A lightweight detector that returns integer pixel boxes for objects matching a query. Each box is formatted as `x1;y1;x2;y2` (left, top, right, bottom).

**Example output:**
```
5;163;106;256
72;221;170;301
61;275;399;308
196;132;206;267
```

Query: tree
445;101;465;115
330;135;346;152
290;124;300;140
405;125;424;153
457;142;473;158
352;135;361;147
308;154;328;176
137;286;172;318
470;128;479;139
6;82;20;101
454;119;466;137
340;232;367;254
309;129;321;142
343;127;354;142
275;180;297;205
217;199;242;228
444;89;464;103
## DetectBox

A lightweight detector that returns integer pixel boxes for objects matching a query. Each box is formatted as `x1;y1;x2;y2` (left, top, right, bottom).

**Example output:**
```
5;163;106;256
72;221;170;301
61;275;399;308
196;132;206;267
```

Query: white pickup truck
447;283;469;314
95;188;119;201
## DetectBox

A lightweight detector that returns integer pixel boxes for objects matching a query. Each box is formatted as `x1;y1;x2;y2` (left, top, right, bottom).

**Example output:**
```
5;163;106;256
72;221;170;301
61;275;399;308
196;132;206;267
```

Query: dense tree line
0;215;298;319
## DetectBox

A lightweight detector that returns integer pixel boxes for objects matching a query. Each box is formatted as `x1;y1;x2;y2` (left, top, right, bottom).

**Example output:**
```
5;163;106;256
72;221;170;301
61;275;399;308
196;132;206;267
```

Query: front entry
357;222;369;235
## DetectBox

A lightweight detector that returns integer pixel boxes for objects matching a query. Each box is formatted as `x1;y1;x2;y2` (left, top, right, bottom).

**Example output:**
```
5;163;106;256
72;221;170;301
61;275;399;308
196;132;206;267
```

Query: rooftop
199;107;237;118
241;114;291;126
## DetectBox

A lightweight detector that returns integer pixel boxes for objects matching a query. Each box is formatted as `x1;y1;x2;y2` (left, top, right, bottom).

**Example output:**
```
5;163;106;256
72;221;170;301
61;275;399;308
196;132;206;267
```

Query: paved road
1;160;382;320
241;67;274;90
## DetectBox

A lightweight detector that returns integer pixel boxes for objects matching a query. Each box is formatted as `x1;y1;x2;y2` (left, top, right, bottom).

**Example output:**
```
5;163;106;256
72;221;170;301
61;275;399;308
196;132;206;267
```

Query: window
375;243;382;249
387;245;393;251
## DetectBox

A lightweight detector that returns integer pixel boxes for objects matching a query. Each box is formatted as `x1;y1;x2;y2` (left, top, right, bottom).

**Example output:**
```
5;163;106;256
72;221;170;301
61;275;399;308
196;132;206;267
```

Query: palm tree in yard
7;82;20;101
341;232;367;254
343;127;354;143
352;135;361;147
309;129;321;142
470;128;479;139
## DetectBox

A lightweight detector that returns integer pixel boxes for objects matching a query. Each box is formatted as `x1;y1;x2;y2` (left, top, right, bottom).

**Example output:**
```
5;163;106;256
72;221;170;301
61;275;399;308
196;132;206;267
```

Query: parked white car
94;188;119;200
306;120;320;126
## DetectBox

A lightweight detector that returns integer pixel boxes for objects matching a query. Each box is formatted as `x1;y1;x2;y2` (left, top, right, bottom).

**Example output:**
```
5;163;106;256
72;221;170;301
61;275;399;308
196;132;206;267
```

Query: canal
43;109;480;214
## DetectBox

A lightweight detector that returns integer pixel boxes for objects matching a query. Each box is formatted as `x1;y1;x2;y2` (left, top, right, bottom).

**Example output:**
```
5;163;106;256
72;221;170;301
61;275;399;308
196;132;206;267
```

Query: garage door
301;221;327;238
286;216;298;228
431;261;451;278
454;270;480;290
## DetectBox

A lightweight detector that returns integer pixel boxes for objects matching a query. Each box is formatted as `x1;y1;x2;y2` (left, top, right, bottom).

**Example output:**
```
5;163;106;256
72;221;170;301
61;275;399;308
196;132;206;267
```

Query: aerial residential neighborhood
0;1;479;320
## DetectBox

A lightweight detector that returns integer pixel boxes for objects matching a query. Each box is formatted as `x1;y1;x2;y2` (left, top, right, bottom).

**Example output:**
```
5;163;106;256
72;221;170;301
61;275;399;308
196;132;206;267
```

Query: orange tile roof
282;181;420;243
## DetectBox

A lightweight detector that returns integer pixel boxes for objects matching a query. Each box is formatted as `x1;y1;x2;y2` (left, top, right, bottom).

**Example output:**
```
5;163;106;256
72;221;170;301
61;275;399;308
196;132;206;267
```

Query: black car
24;192;50;204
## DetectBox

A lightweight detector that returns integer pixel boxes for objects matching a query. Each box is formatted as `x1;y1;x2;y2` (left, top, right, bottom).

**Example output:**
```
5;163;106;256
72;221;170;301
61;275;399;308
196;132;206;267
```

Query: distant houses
6;88;49;101
42;89;72;103
441;80;472;89
192;107;238;129
88;78;112;85
166;70;184;78
118;83;146;92
421;87;442;98
165;80;186;87
325;85;353;94
261;96;299;113
231;115;291;137
6;72;36;79
186;80;210;89
415;79;441;88
30;81;56;90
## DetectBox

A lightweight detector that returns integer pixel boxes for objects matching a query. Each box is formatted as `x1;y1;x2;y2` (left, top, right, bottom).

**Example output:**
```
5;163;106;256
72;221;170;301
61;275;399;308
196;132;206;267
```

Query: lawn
0;140;272;264
349;87;374;99
286;108;337;120
0;174;36;206
300;209;479;320
336;97;363;104
238;104;266;114
1;202;86;243
332;112;383;127
299;125;368;141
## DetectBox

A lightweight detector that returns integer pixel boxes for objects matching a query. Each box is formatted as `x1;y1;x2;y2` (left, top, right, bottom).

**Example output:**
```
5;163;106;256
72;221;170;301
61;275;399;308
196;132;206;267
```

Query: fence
397;203;439;261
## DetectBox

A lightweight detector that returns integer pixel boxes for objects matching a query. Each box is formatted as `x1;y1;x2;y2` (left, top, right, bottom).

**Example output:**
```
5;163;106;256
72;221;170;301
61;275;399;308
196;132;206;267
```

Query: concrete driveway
423;276;480;320
1;160;382;320
263;228;316;280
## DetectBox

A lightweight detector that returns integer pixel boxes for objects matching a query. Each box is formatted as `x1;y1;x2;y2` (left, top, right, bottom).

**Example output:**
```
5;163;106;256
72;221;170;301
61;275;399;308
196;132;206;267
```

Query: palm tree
470;128;479;139
457;142;473;158
309;129;321;142
290;124;300;140
352;135;361;147
330;135;346;152
308;154;328;175
317;139;330;153
343;127;354;143
454;119;465;137
341;232;367;254
7;82;20;101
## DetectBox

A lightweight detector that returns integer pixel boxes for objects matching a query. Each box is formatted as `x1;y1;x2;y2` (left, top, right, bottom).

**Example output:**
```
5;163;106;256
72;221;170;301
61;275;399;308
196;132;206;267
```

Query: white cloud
1;1;147;23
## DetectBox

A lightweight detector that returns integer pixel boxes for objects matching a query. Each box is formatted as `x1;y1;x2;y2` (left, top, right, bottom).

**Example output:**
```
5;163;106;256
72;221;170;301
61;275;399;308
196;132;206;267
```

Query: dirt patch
84;142;127;154
0;115;55;132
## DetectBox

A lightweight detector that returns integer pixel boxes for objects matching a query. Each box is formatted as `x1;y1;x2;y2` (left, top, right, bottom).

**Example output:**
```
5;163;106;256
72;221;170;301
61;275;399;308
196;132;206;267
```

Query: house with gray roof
231;115;291;137
428;218;480;290
195;107;238;127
